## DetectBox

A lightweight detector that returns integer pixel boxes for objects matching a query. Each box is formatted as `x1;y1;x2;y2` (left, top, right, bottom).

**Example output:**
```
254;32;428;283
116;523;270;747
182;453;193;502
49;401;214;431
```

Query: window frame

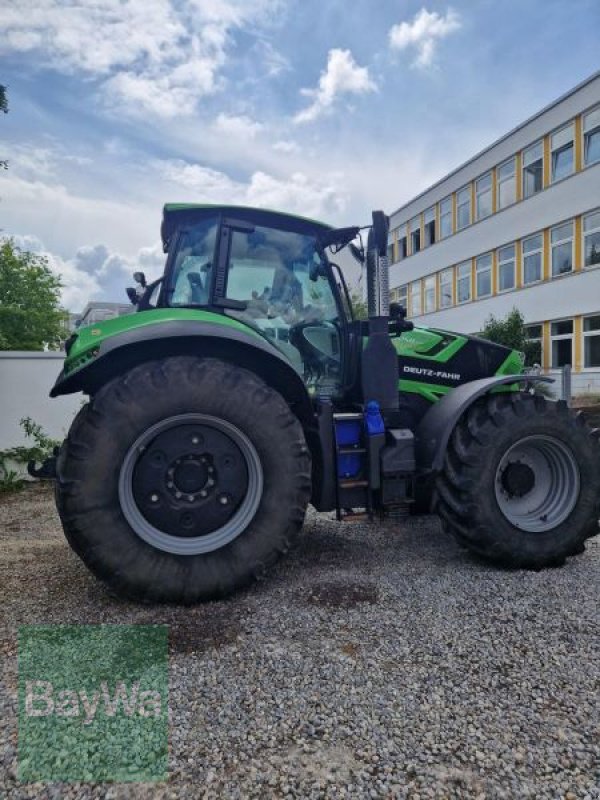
522;232;543;286
423;206;436;248
456;260;472;304
439;196;453;239
409;215;421;255
522;140;544;198
409;279;422;317
475;252;492;298
475;173;493;221
524;323;543;367
439;267;454;308
497;157;516;210
423;275;436;313
456;186;471;231
497;243;516;293
583;105;600;167
583;314;600;369
550;123;574;183
550;318;574;370
583;209;600;268
550;220;574;277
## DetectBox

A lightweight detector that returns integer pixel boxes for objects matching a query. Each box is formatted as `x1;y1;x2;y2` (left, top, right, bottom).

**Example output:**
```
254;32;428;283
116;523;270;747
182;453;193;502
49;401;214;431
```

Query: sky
1;0;599;311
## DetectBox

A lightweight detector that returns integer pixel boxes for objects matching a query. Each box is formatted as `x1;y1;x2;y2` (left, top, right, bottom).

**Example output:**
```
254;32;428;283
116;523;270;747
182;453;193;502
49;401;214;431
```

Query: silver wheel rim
118;413;263;555
494;435;580;532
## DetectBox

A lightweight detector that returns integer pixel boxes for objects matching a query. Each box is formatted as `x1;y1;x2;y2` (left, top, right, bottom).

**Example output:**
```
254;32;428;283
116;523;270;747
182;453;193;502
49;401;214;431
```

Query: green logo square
18;625;169;783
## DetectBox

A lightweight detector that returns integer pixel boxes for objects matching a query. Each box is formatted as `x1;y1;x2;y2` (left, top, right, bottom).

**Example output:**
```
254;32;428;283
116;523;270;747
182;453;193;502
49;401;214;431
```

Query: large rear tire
434;393;600;568
55;356;311;603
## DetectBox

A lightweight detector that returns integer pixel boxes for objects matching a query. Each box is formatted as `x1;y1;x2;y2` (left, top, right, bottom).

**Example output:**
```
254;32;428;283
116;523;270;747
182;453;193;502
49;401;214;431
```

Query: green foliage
349;287;368;320
0;239;67;350
480;308;541;367
0;417;61;493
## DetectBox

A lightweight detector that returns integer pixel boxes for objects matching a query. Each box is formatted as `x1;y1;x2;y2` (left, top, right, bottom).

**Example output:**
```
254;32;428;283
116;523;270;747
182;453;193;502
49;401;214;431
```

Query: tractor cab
130;204;360;398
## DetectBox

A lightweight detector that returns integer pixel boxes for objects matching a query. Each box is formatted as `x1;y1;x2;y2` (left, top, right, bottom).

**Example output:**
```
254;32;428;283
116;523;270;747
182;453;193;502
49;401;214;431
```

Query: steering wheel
288;320;340;381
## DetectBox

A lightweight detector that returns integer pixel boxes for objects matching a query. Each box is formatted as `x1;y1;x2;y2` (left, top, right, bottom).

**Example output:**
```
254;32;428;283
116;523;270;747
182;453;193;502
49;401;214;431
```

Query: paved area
1;485;599;798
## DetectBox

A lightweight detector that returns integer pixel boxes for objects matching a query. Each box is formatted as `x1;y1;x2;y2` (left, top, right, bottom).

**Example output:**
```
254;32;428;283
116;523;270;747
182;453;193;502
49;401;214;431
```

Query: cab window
167;217;218;306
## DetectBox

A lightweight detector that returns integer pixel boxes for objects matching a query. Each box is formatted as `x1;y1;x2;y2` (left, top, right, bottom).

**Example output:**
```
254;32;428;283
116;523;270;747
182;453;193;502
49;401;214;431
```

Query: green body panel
65;308;262;377
391;326;467;363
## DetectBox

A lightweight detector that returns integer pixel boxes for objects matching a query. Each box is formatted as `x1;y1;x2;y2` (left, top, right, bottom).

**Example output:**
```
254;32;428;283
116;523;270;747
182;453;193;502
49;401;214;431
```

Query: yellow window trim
543;229;550;280
470;182;476;225
515;152;523;202
492;250;498;295
543;135;550;189
452;193;457;234
574;115;583;173
542;321;550;371
515;240;522;289
491;169;498;214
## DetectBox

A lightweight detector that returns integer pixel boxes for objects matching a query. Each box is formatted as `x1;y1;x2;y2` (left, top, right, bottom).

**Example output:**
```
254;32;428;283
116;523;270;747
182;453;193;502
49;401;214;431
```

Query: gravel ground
1;484;599;799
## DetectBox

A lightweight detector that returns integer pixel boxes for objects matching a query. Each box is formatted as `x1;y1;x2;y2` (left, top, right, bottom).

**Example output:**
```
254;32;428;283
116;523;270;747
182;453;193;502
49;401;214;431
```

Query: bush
0;417;60;493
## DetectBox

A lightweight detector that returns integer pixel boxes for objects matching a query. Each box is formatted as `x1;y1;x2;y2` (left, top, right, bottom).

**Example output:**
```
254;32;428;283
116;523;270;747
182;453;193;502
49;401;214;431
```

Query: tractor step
333;412;371;521
338;479;369;489
339;509;370;522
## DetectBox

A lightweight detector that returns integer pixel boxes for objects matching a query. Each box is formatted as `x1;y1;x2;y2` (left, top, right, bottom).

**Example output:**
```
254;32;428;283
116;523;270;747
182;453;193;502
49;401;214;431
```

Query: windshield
225;224;343;397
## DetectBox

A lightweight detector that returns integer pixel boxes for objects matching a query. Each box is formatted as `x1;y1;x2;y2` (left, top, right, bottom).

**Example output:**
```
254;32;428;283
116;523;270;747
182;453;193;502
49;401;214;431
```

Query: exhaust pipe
366;210;390;318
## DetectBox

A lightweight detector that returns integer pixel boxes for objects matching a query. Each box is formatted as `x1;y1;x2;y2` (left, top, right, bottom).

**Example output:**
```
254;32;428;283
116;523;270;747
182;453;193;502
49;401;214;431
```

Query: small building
73;301;133;330
388;71;600;395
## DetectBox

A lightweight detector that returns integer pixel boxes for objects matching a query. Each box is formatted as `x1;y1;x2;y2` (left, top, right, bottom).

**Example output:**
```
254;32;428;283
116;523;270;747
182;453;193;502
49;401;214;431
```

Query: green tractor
44;204;600;602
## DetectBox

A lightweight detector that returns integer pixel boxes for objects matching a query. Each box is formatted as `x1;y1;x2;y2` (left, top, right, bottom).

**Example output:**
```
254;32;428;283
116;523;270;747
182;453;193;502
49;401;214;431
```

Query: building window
409;280;422;317
584;106;600;166
497;158;516;209
523;233;543;284
457;261;471;303
525;324;542;366
397;225;408;260
423;206;436;248
439;268;453;308
550;320;573;368
439;196;452;239
551;124;574;182
397;284;408;310
424;276;436;313
584;210;600;267
584;315;600;368
475;173;492;220
551;221;573;276
410;216;421;255
476;253;492;297
456;187;471;230
522;141;543;198
497;244;515;292
387;238;395;263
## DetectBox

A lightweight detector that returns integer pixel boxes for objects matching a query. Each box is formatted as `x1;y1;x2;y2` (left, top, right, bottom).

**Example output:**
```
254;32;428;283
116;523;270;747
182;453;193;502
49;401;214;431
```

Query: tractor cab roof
161;203;332;252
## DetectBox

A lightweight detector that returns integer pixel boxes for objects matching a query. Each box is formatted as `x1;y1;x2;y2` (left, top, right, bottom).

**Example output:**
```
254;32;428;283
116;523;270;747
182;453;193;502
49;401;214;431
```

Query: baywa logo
18;625;168;783
403;365;461;381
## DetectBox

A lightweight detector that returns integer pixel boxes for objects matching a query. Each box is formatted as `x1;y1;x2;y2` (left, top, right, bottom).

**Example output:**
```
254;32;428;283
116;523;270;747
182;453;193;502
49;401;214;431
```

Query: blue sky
1;0;599;310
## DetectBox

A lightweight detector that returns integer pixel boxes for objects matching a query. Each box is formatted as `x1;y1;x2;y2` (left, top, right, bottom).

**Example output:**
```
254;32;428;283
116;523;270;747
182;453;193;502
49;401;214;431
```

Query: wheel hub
121;418;262;551
500;461;535;498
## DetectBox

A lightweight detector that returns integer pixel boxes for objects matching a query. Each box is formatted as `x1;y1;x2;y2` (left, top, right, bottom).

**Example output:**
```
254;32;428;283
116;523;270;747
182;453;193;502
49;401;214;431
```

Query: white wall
0;352;83;449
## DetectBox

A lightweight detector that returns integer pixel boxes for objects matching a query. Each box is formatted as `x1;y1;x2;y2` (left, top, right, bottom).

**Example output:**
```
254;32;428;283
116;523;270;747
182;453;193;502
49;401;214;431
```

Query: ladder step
340;510;370;522
339;479;369;489
338;447;366;454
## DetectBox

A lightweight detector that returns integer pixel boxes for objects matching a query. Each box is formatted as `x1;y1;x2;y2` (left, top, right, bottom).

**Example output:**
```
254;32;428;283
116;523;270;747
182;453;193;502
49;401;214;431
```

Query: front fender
415;374;554;473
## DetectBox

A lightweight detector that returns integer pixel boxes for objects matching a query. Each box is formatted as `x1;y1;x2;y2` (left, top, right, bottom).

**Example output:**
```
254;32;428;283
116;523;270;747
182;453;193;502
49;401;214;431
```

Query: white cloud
0;0;283;117
389;8;461;69
273;140;300;154
155;158;347;219
294;48;376;124
214;113;265;138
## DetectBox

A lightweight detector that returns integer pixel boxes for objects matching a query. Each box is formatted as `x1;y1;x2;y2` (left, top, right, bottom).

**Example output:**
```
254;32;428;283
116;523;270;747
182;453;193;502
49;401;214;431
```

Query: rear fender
415;375;554;473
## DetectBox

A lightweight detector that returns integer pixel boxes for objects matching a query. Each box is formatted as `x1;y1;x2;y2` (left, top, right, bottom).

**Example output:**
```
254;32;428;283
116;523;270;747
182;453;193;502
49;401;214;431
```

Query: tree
0;239;67;350
0;84;7;170
348;286;368;320
480;308;540;366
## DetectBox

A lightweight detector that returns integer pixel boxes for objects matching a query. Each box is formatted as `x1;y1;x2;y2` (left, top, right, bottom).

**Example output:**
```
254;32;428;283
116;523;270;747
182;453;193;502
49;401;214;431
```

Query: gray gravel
1;484;599;799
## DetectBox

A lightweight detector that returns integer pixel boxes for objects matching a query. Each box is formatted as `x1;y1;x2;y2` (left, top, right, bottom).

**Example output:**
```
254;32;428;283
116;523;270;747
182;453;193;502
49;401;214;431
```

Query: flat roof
389;70;600;220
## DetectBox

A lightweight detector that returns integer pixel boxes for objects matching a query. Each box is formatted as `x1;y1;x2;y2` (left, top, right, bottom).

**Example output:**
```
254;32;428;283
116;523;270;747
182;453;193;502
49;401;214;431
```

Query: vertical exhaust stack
361;211;399;411
366;211;391;318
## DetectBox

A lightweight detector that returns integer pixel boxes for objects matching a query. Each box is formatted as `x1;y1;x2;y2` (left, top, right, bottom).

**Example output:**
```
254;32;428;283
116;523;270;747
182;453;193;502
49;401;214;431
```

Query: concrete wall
0;352;82;449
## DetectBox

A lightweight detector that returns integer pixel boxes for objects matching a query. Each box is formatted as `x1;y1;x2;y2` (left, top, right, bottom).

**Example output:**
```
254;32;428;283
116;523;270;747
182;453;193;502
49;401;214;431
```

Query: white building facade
388;72;600;395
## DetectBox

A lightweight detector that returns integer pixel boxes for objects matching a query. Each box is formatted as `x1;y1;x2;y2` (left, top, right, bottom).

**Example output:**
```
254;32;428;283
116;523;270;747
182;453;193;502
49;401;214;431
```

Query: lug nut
150;493;159;503
167;481;174;488
192;436;199;444
207;479;214;487
175;491;182;499
200;489;208;498
219;495;229;506
188;495;194;502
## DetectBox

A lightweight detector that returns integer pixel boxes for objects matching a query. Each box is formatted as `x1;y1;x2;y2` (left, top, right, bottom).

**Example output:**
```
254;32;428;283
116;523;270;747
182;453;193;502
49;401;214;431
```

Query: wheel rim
118;413;263;555
494;435;580;533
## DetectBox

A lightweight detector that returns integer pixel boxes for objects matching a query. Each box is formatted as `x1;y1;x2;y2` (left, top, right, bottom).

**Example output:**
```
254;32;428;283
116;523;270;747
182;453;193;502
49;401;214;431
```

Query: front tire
55;357;311;603
434;393;600;568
